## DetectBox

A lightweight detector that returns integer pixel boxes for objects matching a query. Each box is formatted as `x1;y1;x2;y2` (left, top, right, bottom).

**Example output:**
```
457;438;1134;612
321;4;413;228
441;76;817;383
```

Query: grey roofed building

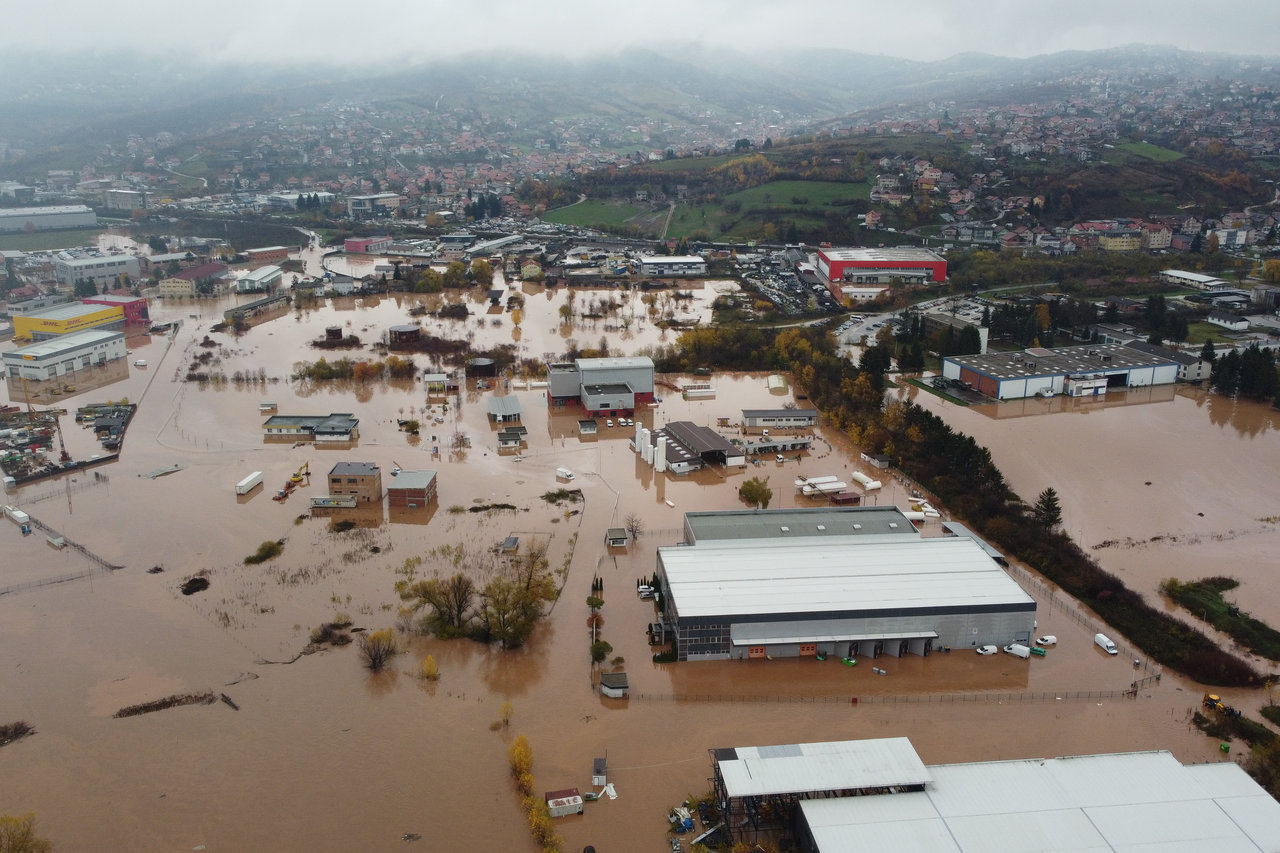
657;507;1035;661
329;461;379;478
684;507;919;544
388;470;436;491
262;412;359;441
487;395;522;422
795;744;1280;853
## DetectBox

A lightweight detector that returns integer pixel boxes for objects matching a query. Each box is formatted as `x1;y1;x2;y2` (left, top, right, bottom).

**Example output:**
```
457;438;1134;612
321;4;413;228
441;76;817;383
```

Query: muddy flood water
0;280;1261;851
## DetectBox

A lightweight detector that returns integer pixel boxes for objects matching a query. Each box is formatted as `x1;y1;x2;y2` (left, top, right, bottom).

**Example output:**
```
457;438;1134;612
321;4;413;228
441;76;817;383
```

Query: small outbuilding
599;672;629;699
487;395;522;423
578;419;598;435
606;527;629;547
592;757;607;786
545;788;584;818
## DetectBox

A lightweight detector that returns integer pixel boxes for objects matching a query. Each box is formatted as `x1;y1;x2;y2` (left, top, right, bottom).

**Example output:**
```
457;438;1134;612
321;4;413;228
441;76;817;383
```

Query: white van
1035;635;1057;646
1094;633;1118;655
1003;643;1031;659
555;468;575;481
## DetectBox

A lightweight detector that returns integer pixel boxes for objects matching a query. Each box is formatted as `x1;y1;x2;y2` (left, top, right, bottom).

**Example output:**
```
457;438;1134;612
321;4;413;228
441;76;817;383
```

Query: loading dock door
799;644;817;657
1106;372;1129;388
748;646;766;659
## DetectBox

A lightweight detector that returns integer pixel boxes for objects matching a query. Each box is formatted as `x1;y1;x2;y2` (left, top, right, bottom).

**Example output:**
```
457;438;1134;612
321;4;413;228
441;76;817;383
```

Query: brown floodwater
906;383;1280;679
0;293;1256;852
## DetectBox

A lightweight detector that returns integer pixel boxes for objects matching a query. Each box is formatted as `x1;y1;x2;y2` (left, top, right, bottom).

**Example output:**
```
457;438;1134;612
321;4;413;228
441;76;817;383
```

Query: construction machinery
274;462;311;501
1203;692;1243;718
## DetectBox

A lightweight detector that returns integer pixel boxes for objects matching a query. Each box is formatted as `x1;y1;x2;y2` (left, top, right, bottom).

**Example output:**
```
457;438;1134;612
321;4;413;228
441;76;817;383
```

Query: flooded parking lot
0;286;1258;852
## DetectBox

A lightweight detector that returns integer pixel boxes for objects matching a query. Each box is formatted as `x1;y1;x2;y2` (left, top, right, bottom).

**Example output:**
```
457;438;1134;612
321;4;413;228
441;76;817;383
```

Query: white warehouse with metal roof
709;736;1280;852
655;507;1035;661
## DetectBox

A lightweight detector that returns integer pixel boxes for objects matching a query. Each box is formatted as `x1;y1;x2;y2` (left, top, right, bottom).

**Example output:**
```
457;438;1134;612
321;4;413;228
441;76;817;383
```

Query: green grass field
1117;142;1185;162
541;199;668;235
725;180;870;207
1186;321;1236;345
0;228;105;251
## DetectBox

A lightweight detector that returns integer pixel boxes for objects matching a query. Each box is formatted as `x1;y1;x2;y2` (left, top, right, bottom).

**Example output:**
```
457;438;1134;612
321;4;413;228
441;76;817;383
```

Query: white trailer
3;506;31;525
851;471;882;490
236;472;264;494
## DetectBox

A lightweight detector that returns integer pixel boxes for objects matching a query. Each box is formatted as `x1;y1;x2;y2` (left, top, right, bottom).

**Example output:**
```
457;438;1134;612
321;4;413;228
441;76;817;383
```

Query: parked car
1036;635;1057;646
976;645;998;655
637;585;654;595
606;419;614;428
775;454;786;462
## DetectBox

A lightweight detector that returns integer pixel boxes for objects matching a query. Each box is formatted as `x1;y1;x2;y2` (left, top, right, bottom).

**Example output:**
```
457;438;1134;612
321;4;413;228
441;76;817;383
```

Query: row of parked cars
976;632;1119;659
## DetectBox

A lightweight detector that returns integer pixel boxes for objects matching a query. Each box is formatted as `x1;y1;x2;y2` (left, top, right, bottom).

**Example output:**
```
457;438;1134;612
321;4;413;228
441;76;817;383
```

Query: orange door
748;646;766;659
799;644;817;656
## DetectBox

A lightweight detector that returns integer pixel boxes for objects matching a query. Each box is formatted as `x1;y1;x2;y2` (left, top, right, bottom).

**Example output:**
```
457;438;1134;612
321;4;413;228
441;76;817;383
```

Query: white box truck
555;468;575;481
236;472;264;494
1094;633;1118;655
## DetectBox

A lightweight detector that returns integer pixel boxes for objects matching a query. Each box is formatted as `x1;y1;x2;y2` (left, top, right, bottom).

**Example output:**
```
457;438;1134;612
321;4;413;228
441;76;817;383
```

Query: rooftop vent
816;525;826;531
780;526;790;532
889;522;899;528
853;524;862;529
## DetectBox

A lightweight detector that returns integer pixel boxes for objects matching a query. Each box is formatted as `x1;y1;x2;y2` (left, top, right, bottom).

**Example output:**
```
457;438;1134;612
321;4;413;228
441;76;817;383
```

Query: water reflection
967;383;1177;420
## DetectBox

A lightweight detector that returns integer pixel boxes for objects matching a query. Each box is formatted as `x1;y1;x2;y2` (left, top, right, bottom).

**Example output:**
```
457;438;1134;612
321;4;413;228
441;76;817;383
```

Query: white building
54;250;141;287
1208;312;1249;331
638;255;707;276
943;344;1181;400
236;265;283;293
2;329;126;381
710;736;1280;853
346;192;402;219
839;285;890;303
0;205;97;233
1159;269;1229;291
656;507;1033;661
101;188;147;210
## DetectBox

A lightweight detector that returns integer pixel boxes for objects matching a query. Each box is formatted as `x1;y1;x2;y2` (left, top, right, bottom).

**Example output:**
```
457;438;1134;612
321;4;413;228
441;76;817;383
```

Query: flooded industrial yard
907;384;1280;673
0;278;1259;851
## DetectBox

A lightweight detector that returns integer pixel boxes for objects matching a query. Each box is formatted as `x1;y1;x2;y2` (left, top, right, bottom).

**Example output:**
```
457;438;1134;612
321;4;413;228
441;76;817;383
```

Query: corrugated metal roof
797;747;1279;853
719;737;932;798
685;507;918;542
659;537;1033;619
729;625;937;646
487;395;522;416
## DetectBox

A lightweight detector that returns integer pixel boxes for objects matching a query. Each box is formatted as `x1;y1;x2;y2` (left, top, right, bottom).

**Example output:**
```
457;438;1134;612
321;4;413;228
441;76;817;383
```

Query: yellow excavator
274;462;311;501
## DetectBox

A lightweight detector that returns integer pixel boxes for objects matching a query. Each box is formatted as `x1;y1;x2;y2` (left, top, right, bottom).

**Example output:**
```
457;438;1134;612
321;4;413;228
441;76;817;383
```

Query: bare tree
624;513;645;541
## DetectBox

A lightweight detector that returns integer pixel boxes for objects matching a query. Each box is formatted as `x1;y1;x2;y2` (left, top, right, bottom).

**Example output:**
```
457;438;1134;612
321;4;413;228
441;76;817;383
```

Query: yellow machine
289;462;310;484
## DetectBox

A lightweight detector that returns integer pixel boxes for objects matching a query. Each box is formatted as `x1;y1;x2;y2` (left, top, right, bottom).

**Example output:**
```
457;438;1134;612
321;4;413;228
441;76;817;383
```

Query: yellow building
13;303;125;341
159;276;196;297
1098;230;1142;252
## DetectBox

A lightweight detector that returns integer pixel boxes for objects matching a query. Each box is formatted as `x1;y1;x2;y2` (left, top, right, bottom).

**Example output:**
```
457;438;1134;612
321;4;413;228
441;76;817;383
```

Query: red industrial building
82;294;150;325
344;236;393;254
815;248;946;295
245;246;292;265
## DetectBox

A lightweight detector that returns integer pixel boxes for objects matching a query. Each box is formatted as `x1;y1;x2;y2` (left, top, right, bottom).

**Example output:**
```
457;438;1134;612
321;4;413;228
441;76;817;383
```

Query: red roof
544;788;580;802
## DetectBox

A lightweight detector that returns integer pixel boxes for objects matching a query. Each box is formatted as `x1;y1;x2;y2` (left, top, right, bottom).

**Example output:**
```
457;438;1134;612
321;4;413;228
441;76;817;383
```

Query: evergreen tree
1200;340;1217;364
1211;348;1242;395
1033;487;1063;528
981;305;990;327
958;324;982;356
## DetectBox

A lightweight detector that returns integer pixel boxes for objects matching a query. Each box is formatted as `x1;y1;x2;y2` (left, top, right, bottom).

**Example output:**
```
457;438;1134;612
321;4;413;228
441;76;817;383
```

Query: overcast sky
5;0;1279;64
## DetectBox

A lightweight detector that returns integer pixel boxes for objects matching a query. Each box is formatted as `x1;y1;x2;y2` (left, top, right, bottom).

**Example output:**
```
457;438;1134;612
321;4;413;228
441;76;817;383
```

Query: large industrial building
815;248;947;294
262;413;359;442
638;255;707;276
942;343;1181;400
13;302;126;341
82;294;149;325
0;205;97;233
709;736;1280;852
3;329;126;380
547;356;655;416
54;250;141;287
654;507;1034;661
633;421;747;474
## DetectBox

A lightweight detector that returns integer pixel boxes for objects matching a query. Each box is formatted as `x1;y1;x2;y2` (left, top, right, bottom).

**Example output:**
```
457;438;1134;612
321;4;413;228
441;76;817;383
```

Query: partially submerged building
942;343;1180;400
487;395;523;423
711;736;1280;851
386;470;437;509
3;329;126;380
632;421;747;474
262;413;359;442
742;408;819;431
655;507;1032;661
547;356;655;417
327;462;382;503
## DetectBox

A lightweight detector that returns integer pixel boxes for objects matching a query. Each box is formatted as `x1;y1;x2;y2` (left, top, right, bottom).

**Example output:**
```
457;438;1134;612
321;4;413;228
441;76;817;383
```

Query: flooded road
0;290;1256;851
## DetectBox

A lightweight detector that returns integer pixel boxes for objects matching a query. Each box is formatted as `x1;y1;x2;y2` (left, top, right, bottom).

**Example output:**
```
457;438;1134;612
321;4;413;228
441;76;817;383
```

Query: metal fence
626;690;1129;705
24;512;124;572
0;569;104;598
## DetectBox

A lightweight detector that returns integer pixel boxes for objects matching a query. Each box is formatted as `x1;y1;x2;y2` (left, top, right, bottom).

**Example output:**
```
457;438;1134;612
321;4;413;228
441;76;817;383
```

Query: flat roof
800;748;1280;853
388;470;436;490
0;205;93;216
83;294;145;305
742;408;818;418
945;343;1177;381
686;507;918;543
576;356;654;371
583;382;635;397
639;255;705;264
820;247;943;263
658;536;1034;620
1162;269;1227;283
21;302;121;321
263;413;357;432
329;462;379;477
2;329;123;361
717;738;932;799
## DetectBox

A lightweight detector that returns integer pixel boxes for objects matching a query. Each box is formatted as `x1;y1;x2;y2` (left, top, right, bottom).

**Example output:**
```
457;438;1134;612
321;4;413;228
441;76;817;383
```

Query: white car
606;419;614;428
976;645;998;655
775;454;786;463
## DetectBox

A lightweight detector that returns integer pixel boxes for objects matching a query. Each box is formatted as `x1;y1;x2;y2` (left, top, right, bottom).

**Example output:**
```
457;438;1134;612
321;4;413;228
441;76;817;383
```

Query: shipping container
235;472;264;494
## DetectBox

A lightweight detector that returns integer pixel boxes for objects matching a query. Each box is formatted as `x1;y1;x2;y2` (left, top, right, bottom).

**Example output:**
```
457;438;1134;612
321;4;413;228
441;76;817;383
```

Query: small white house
599;671;629;698
545;788;584;818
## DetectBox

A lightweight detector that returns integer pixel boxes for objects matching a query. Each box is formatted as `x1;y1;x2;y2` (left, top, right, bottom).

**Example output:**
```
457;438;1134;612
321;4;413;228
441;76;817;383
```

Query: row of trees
404;258;492;294
1209;343;1279;403
291;355;416;382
